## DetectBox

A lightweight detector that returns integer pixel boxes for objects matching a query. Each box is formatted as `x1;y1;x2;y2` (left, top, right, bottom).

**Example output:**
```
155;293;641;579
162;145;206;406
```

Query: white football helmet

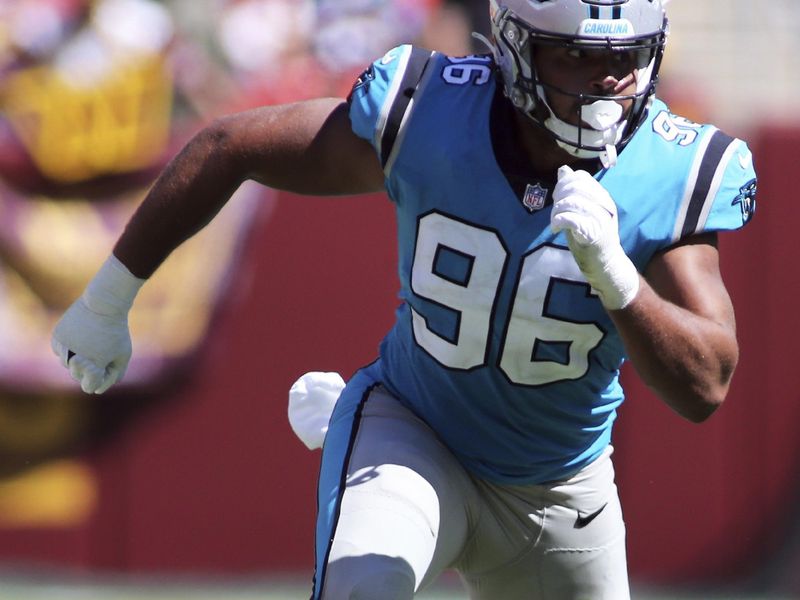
489;0;668;166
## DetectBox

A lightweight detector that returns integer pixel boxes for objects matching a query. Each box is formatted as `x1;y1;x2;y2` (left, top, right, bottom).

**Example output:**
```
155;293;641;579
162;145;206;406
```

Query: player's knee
323;555;416;600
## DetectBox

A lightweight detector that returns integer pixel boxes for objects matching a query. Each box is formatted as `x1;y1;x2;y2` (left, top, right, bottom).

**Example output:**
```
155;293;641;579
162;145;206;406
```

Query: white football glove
550;165;640;310
288;371;345;450
51;255;145;394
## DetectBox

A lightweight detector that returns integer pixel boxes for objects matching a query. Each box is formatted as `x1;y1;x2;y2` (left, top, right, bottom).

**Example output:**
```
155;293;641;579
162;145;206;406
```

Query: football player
51;0;756;597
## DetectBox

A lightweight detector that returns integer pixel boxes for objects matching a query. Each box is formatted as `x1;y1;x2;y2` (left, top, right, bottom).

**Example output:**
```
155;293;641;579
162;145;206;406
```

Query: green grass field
0;570;792;600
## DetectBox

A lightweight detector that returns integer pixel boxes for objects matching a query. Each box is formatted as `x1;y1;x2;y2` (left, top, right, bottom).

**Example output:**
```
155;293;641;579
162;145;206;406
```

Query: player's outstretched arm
612;234;739;423
52;97;385;393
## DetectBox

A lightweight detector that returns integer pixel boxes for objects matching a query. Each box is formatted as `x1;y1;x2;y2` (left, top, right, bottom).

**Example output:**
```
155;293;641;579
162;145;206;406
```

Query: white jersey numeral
411;213;604;386
500;246;603;385
441;56;492;86
652;110;701;146
411;213;505;369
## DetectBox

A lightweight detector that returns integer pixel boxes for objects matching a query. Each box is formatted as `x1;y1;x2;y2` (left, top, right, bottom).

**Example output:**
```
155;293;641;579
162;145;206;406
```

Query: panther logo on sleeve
347;64;376;102
732;178;757;224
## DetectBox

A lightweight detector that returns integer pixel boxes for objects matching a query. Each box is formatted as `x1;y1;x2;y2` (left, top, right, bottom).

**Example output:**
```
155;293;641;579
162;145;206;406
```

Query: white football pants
314;383;629;599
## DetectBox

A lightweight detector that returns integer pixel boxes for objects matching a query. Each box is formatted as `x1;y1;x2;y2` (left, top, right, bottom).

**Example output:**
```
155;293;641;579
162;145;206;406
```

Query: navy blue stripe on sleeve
680;129;736;238
380;48;434;168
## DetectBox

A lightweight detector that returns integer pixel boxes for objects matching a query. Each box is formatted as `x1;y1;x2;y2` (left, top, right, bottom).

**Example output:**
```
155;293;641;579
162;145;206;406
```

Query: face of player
532;44;640;128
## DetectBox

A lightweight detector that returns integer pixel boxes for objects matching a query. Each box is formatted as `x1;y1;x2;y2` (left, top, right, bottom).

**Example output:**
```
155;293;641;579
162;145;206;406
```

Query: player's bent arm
115;97;385;278
609;233;739;423
52;98;384;393
215;98;385;195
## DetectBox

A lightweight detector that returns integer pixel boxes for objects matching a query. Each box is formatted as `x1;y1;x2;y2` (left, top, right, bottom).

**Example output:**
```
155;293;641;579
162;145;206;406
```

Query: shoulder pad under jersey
348;45;435;170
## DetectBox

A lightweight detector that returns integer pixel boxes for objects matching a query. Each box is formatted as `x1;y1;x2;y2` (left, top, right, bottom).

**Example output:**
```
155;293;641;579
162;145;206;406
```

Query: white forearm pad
83;255;146;316
567;232;640;310
552;166;640;311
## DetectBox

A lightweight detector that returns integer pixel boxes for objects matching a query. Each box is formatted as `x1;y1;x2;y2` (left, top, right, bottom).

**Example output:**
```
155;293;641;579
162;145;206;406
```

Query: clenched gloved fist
51;255;145;394
550;165;640;310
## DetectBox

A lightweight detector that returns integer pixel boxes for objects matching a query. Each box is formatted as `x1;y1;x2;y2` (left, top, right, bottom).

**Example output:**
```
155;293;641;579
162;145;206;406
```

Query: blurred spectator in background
0;0;262;526
314;0;471;84
204;0;474;107
212;0;325;106
445;0;490;47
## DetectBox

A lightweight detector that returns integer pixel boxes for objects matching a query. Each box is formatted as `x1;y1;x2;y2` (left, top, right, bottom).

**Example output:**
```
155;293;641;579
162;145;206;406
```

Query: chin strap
600;144;618;169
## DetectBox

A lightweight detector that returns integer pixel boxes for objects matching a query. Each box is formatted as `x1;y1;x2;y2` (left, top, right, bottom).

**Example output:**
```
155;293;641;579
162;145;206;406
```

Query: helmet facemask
490;2;667;168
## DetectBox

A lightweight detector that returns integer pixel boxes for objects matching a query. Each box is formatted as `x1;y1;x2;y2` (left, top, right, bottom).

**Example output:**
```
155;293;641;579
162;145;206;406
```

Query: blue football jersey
344;45;757;485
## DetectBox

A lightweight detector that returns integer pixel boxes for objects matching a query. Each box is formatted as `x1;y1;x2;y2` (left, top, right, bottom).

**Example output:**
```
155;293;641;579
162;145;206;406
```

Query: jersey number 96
410;212;605;387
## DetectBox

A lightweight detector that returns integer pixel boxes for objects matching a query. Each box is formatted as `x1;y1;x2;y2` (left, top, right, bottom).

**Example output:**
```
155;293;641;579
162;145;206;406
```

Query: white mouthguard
582;100;623;130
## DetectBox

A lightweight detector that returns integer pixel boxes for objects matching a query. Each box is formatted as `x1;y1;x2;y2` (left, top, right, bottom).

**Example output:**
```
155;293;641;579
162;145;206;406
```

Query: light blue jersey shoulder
345;45;757;485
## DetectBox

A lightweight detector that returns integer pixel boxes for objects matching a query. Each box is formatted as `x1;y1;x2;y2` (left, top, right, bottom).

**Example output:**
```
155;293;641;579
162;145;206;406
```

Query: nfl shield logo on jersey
522;182;548;212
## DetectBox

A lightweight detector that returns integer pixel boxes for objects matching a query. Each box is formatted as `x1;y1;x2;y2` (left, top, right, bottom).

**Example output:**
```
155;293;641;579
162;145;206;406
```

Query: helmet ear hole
511;89;527;109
